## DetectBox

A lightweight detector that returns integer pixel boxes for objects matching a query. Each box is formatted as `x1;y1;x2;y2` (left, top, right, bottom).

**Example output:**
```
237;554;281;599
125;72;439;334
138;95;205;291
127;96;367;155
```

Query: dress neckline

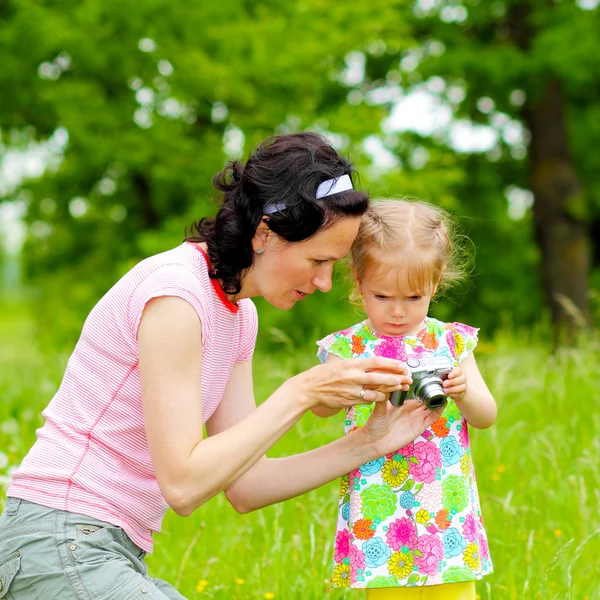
190;243;239;314
362;318;428;341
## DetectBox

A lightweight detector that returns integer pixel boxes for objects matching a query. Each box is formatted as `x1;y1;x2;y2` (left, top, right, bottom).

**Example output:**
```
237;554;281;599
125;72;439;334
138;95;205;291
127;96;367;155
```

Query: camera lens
413;377;448;411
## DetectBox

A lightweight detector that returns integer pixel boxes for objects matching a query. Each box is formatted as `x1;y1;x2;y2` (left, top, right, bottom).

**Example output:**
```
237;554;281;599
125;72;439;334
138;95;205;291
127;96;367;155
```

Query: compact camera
389;356;452;410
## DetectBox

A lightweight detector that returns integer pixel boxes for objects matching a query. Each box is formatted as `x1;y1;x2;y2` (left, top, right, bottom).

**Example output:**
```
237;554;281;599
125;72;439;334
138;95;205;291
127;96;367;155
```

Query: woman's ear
252;218;271;253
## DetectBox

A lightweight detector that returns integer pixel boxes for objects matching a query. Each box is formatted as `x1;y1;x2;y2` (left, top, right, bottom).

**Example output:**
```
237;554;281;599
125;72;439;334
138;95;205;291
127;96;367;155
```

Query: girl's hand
297;357;412;411
359;400;442;460
443;367;467;402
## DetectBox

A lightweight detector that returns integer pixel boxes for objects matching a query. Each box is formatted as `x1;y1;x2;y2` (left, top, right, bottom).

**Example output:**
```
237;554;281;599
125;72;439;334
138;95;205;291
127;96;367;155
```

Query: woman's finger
357;371;409;389
350;356;408;375
351;388;388;404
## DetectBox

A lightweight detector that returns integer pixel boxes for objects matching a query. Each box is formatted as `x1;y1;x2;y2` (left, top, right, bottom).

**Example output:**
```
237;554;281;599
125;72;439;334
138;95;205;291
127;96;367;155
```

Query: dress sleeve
236;300;259;363
316;331;354;364
446;322;479;365
128;264;209;338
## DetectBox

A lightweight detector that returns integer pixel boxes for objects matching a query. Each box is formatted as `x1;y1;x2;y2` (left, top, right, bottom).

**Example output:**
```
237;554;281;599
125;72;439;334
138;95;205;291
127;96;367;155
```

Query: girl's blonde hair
350;199;472;300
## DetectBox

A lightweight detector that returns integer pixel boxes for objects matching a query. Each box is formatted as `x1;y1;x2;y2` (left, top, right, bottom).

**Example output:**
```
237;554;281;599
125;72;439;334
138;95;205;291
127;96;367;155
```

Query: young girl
315;199;497;599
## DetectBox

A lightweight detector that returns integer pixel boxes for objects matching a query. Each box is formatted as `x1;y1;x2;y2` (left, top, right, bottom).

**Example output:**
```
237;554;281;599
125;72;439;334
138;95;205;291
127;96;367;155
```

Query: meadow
1;299;598;600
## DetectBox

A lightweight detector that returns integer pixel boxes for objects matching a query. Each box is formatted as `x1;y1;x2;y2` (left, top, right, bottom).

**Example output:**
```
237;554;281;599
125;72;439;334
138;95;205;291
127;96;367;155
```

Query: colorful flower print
444;399;462;421
386;517;417;550
393;442;414;458
431;417;450;438
434;509;451;531
417;480;442;513
366;576;400;588
350;493;363;523
349;545;366;584
355;405;374;427
351;335;366;355
334;529;351;563
388;549;415;579
442;566;474;583
361;484;397;521
339;474;349;498
440;437;463;467
332;562;351;587
443;528;467;558
463;542;481;570
477;532;490;561
353;518;375;540
374;337;408;361
415;534;443;575
360;457;385;476
420;332;439;351
462;514;478;542
416;509;430;525
442;476;469;512
410;440;440;483
362;537;392;568
460;452;472;477
319;318;491;589
341;502;350;521
382;457;409;487
459;423;470;448
329;336;353;359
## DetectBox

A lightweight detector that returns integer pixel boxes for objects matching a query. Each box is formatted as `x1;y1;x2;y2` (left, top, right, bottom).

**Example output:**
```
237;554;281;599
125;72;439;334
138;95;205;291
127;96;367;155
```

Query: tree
353;0;600;337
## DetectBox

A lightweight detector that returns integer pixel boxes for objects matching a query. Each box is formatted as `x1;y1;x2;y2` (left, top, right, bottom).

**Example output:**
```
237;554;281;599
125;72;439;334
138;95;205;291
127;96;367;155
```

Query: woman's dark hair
186;132;369;295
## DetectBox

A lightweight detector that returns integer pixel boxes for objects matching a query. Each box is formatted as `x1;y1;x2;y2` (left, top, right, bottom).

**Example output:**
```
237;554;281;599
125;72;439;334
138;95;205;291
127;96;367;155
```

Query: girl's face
358;265;434;337
249;217;361;310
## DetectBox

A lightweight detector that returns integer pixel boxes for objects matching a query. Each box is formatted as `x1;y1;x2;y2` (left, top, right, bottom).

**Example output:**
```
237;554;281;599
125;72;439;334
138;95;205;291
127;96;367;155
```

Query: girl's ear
350;263;363;295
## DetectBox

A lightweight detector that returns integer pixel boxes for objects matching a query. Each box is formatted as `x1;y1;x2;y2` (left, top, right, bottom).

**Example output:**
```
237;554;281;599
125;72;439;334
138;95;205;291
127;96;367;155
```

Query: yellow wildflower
195;580;208;592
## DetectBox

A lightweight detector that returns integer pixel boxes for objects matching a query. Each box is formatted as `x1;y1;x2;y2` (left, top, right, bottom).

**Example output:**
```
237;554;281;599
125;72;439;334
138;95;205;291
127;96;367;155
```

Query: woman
0;133;440;599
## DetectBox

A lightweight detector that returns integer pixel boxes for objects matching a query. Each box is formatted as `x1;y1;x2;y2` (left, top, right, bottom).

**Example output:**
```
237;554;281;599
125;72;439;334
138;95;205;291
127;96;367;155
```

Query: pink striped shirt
9;242;258;552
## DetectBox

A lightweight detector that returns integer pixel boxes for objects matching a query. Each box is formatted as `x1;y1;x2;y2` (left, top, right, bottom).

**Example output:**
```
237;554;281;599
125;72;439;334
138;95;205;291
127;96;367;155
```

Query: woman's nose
313;266;333;293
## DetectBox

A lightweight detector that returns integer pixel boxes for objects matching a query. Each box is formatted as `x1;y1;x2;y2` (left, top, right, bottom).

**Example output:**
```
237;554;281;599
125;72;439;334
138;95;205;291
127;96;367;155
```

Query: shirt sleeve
446;322;479;365
236;300;258;363
128;264;209;338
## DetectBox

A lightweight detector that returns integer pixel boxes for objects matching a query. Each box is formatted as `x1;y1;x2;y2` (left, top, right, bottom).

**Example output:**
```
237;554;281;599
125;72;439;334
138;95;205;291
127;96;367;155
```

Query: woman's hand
295;357;412;411
358;400;442;460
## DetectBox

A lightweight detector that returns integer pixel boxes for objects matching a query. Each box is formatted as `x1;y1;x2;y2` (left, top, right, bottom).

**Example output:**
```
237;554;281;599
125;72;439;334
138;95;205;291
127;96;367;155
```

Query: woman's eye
313;259;327;265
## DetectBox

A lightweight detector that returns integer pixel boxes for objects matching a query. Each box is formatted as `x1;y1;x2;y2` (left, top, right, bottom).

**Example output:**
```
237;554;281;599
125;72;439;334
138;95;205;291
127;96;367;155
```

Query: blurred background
1;0;599;345
1;1;599;599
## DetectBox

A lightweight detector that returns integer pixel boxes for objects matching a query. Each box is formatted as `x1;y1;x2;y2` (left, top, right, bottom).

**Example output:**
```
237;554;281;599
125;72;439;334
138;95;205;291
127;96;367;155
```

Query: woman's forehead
301;217;361;258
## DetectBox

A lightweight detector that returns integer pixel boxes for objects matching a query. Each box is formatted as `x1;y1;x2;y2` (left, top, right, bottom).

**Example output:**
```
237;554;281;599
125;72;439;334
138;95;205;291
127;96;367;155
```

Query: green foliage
2;0;600;342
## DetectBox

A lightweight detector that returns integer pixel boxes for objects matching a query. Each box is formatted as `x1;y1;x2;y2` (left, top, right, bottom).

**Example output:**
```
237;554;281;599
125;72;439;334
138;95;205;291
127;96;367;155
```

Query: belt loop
6;497;22;516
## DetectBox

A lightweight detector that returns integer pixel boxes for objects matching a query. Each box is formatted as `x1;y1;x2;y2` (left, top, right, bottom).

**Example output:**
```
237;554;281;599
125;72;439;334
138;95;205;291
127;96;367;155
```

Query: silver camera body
389;356;453;410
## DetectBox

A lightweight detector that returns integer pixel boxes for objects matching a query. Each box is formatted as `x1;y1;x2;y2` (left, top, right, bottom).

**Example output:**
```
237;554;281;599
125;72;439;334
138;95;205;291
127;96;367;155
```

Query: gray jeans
0;498;187;599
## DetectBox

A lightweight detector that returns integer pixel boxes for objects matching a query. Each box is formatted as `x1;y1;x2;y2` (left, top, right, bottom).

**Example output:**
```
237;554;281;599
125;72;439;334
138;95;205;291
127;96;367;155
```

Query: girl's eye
313;259;328;265
375;295;389;300
409;296;422;301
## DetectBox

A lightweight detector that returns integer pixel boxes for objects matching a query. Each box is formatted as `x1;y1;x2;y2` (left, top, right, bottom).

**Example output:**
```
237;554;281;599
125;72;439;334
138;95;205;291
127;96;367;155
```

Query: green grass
1;300;599;599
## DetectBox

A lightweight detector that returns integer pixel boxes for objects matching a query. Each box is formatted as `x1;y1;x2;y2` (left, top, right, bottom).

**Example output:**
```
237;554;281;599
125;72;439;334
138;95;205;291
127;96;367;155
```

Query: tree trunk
523;80;591;338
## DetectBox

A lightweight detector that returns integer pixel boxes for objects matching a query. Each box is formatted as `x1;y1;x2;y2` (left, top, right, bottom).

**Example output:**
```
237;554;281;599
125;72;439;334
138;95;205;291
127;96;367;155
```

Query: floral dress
317;317;493;589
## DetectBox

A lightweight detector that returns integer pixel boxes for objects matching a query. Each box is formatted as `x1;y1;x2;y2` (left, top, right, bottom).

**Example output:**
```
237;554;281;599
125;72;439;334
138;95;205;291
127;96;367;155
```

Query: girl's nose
391;301;406;317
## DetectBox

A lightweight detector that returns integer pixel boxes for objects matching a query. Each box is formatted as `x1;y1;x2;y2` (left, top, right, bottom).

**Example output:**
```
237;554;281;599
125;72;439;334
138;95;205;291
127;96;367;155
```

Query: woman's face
250;217;361;310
